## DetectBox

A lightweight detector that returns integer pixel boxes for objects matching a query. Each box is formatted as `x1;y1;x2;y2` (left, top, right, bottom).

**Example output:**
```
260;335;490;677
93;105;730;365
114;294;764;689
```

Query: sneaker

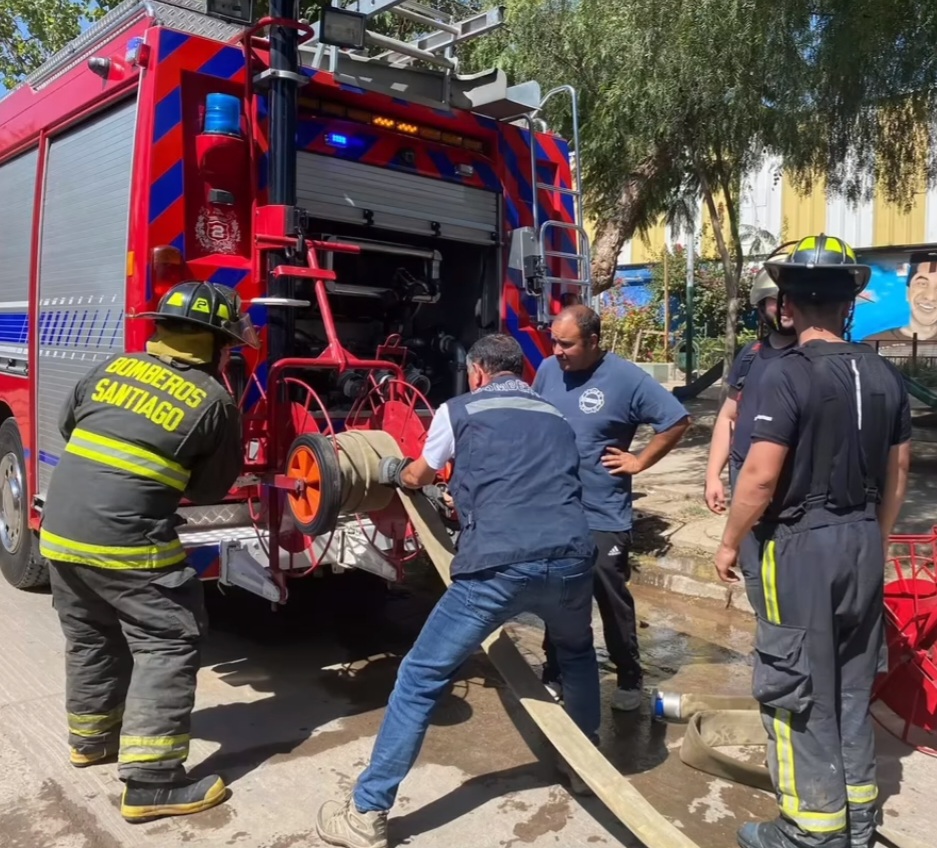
543;679;564;702
70;744;118;768
611;687;644;712
555;754;594;797
120;774;227;823
316;794;389;848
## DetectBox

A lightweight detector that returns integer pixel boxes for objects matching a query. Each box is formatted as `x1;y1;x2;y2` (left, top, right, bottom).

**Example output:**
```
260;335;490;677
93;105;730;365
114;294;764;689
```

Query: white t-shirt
422;402;455;470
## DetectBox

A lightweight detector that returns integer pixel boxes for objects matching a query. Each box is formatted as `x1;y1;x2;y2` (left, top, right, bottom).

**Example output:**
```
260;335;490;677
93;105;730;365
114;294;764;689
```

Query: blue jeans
354;556;600;813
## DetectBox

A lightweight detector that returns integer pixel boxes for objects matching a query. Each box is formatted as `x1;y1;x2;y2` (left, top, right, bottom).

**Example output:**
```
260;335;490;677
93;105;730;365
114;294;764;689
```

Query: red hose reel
873;528;937;755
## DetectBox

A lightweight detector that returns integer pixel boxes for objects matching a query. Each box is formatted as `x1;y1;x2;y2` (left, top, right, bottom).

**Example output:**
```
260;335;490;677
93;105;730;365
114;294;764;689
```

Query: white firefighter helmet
749;268;779;308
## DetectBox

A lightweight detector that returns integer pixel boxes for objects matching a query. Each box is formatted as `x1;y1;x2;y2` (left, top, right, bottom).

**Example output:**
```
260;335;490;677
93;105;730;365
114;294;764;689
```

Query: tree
475;0;937;375
0;0;122;90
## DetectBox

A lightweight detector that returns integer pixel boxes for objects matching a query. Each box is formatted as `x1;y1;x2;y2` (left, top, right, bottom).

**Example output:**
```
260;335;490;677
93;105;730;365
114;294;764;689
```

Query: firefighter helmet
138;281;260;348
763;233;871;301
749;268;779;308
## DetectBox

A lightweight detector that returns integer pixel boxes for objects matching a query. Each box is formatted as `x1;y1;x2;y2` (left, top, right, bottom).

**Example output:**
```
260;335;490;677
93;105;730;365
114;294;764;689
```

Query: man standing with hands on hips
534;305;690;711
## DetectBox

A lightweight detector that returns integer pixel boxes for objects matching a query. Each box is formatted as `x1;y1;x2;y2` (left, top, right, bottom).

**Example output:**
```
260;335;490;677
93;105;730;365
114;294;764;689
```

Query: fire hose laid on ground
315;431;924;848
662;692;928;848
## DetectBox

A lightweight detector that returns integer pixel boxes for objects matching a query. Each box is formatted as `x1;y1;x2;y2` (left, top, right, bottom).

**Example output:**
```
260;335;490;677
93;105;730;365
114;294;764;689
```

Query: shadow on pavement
190;571;481;785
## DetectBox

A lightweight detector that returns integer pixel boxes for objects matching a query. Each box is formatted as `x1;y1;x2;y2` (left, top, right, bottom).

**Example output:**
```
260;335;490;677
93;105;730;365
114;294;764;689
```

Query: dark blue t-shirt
727;339;792;473
533;352;689;531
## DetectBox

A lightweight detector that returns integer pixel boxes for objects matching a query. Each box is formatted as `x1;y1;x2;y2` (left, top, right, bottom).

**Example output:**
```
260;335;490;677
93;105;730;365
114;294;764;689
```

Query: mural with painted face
858;248;937;359
907;257;937;338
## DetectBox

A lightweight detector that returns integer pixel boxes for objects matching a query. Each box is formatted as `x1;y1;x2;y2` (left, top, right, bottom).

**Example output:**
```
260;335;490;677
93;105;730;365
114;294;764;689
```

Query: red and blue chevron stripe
141;26;579;385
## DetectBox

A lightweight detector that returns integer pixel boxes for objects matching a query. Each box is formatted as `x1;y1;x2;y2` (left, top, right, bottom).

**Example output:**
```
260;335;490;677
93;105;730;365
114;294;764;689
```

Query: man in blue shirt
534;305;690;711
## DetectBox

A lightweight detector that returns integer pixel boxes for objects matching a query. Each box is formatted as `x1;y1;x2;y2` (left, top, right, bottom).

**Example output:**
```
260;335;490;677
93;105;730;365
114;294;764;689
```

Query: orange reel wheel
284;433;343;540
278;378;337;555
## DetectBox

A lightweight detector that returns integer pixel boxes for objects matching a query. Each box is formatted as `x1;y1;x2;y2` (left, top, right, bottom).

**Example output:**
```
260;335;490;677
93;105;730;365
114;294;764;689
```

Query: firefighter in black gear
40;281;256;823
714;235;911;848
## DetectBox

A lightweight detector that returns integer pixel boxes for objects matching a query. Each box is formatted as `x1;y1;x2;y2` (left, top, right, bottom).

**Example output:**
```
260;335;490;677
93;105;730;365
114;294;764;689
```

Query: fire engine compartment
258;108;506;410
287;221;500;410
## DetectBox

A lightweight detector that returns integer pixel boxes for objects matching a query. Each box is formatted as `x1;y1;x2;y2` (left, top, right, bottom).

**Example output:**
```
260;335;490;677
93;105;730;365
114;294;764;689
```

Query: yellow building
614;158;937;265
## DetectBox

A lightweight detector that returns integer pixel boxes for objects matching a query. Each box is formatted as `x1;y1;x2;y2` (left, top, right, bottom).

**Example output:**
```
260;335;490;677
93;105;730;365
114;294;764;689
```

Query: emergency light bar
299;96;487;154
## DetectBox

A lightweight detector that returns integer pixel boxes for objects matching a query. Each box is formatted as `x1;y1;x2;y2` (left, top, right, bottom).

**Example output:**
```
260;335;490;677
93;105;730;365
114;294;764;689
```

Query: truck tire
0;419;48;589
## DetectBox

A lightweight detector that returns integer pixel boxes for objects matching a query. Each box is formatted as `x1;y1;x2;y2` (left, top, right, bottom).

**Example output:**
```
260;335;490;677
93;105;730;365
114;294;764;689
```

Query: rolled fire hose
661;693;928;848
333;431;703;848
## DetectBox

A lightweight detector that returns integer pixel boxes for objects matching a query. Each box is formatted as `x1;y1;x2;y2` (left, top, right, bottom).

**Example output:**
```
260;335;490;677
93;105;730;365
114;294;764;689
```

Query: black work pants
543;529;642;690
49;561;207;784
744;515;883;847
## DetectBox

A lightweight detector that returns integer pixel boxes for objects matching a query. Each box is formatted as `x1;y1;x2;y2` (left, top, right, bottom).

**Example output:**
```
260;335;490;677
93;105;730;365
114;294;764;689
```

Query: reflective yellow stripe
774;709;798;819
66;428;190;491
761;541;780;624
119;734;189;764
68;707;124;738
847;783;879;805
39;529;185;571
783;804;847;833
763;542;846;835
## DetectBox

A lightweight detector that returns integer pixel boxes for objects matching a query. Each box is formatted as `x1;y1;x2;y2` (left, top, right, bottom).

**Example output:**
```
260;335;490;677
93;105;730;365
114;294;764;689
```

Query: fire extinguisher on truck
0;0;591;603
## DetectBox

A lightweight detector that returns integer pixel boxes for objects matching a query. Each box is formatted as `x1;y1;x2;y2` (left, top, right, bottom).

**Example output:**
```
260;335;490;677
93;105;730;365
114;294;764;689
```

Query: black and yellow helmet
138;281;260;348
763;234;871;301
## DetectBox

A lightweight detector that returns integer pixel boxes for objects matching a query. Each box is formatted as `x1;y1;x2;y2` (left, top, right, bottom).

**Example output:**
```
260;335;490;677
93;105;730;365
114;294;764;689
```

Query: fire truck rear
0;0;591;602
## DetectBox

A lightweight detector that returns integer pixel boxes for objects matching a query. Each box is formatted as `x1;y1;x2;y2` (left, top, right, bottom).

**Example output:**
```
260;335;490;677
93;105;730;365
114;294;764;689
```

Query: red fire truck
0;0;590;603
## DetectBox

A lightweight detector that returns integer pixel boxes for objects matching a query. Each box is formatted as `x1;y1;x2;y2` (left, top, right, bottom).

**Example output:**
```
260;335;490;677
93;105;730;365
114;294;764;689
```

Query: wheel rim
0;451;23;555
286;444;323;524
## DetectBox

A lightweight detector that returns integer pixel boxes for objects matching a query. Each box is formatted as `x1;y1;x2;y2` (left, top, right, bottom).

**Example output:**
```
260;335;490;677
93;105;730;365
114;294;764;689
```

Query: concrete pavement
0;505;934;846
0;573;626;848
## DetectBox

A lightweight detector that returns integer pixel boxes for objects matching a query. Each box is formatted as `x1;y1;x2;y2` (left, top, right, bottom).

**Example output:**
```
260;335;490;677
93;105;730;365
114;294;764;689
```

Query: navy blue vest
446;375;596;577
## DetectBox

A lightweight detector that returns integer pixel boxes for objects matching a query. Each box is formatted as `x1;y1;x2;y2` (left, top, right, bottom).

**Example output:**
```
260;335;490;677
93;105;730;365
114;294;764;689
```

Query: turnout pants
49;561;207;784
543;529;642;690
741;513;884;847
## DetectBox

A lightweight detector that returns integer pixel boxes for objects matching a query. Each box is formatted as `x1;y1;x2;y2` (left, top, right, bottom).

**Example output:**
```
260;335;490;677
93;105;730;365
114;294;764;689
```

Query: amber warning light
151;245;187;301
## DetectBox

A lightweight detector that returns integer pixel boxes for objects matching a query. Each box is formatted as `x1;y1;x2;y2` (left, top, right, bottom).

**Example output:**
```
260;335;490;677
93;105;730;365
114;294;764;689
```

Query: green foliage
0;0;122;91
600;306;668;363
896;360;937;389
767;1;937;206
645;246;757;339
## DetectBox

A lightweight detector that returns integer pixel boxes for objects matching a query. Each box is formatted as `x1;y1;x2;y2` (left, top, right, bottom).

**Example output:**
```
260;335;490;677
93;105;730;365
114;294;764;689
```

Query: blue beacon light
204;93;243;137
326;132;351;148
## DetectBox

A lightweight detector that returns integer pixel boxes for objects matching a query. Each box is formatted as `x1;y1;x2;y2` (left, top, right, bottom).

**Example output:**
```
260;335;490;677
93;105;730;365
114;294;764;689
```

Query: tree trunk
697;170;740;400
590;150;672;293
591;219;629;293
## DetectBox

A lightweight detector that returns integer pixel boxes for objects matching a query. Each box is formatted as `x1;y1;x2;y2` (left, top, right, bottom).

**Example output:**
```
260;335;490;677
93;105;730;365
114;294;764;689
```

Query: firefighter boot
316;794;388;848
70;743;118;768
847;806;880;848
738;820;848;848
120;774;227;823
